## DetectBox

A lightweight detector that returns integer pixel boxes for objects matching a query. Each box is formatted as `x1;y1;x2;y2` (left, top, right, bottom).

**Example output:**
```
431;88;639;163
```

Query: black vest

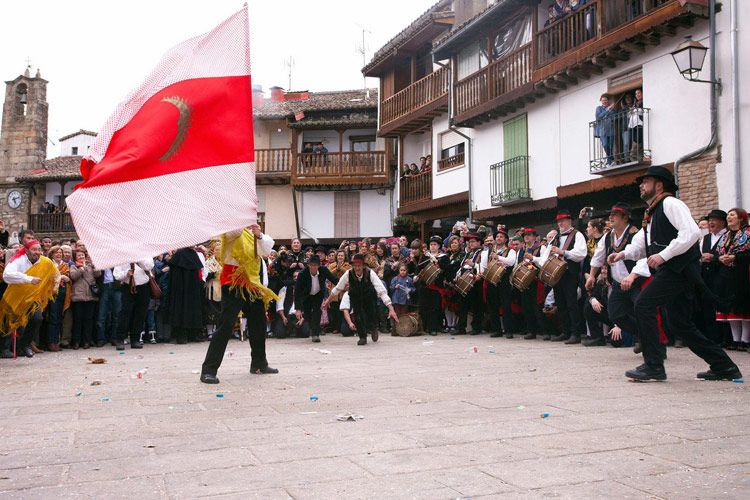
700;232;723;275
646;196;701;272
604;226;637;275
348;269;377;311
552;230;581;276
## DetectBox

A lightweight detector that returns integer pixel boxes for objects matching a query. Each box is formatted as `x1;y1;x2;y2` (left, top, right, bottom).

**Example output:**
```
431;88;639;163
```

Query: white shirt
533;229;587;267
276;286;296;315
196;251;207;282
329;268;392;307
479;247;517;273
622;196;701;263
309;271;321;296
707;228;727;251
590;228;650;283
3;255;42;284
339;291;351;311
113;259;155;286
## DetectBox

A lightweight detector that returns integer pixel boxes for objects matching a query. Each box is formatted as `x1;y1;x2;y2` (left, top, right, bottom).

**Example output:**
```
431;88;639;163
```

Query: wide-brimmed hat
706;209;728;220
555;209;572;221
429;235;443;245
464;233;481;242
635;166;677;192
609;202;632;219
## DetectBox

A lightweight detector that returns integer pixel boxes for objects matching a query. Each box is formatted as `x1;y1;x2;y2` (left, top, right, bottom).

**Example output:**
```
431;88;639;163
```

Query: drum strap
557;229;577;254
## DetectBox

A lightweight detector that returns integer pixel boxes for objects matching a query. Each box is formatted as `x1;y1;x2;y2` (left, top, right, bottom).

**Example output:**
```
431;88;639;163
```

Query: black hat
308;255;321;265
429;235;443;245
315;246;326;254
464;233;481;242
635;166;677;192
555;209;572;221
706;209;727;220
610;202;632;219
496;224;508;237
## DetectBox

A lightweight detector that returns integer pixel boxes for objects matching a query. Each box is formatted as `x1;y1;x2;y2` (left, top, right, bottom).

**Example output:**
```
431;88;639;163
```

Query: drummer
531;209;587;344
518;228;547;340
457;233;484;335
415;236;449;336
482;227;517;338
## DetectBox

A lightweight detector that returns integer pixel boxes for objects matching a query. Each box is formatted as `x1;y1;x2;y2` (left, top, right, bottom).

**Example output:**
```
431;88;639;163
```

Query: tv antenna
284;56;294;90
355;26;371;95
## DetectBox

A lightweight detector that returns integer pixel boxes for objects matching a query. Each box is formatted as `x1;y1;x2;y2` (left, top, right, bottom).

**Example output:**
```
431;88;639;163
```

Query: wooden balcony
379;66;450;137
292;151;390;188
453;43;534;126
534;0;697;82
29;213;75;234
437;152;464;172
255;148;291;184
399;170;432;207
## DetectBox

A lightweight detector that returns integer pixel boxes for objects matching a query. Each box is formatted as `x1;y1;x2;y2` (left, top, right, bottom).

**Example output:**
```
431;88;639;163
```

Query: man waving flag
67;5;257;269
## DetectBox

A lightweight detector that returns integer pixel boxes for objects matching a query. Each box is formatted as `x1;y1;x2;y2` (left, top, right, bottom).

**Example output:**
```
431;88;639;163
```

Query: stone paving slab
0;334;747;499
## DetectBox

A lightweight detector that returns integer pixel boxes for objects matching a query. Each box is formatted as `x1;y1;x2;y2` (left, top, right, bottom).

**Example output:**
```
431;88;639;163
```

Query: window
438;143;465;171
457;42;488;80
334;192;360;238
71;146;78;155
441;142;464;160
350;135;376;152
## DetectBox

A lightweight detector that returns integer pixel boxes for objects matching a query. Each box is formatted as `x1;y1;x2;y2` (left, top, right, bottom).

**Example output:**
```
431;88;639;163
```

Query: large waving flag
67;6;256;269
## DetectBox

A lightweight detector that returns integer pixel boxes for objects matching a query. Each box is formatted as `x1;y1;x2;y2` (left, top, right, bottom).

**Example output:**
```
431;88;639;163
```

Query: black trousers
202;286;268;375
17;311;43;350
583;298;610;339
302;294;323;337
486;280;515;334
272;313;309;338
608;280;641;338
351;299;378;340
458;280;484;333
634;265;737;372
553;272;584;338
418;285;442;333
517;284;544;335
117;284;150;343
72;301;97;345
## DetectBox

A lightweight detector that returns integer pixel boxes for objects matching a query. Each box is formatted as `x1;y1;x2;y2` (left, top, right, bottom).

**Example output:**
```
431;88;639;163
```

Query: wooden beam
620;41;645;54
554;73;578;86
580;61;603;75
591;55;616;68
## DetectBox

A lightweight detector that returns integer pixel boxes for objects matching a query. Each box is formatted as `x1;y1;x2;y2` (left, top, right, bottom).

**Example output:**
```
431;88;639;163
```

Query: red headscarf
10;240;41;263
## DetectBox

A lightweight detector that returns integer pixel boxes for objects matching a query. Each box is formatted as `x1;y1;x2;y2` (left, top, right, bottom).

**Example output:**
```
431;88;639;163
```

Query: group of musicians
408;165;742;382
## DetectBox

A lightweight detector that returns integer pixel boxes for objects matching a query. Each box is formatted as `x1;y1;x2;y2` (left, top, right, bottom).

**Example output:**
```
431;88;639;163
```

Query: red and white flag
67;6;256;268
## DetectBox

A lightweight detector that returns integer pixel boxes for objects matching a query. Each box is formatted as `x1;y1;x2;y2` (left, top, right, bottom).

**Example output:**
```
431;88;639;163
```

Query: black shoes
582;336;605;347
490;332;503;338
542;334;551;341
22;346;34;358
1;349;13;359
564;336;581;345
131;342;143;349
523;333;537;340
200;373;220;384
505;333;514;339
625;363;667;381
311;335;320;343
251;365;279;374
115;341;125;351
633;342;642;354
551;334;568;342
357;338;367;346
372;331;379;342
696;367;743;381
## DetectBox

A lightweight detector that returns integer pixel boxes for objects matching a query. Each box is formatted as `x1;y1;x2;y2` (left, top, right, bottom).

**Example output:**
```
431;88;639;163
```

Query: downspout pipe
674;0;718;194
730;0;741;206
435;53;474;223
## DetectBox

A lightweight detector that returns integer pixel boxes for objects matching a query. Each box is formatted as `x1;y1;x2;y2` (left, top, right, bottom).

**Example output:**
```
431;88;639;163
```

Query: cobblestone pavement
1;333;748;499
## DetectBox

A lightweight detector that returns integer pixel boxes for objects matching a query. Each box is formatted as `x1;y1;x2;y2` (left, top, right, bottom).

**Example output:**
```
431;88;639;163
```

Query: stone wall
677;151;720;221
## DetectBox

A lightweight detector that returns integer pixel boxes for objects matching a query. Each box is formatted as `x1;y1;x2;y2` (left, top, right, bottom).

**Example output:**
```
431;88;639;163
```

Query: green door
502;114;528;199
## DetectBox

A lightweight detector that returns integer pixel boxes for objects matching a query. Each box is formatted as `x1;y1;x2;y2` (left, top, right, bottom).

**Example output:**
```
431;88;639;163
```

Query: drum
454;272;475;297
418;262;442;286
393;313;421;337
484;260;506;286
510;263;539;291
539;254;568;287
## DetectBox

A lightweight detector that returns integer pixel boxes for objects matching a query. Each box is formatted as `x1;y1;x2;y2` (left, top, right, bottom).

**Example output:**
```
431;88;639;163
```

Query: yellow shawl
0;256;58;336
220;229;279;307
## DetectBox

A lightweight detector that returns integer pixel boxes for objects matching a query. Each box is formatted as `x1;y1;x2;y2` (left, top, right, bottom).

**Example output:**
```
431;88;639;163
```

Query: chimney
454;0;488;26
252;84;264;107
270;86;285;102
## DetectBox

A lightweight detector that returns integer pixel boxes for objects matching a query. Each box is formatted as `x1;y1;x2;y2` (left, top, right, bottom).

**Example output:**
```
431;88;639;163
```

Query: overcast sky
0;0;435;157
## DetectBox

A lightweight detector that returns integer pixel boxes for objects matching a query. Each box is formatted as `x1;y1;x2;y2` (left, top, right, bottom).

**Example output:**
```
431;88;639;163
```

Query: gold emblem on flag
160;96;192;162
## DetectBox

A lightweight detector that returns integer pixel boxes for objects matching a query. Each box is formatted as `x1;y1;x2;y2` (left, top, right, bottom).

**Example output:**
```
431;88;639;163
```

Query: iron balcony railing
589;107;651;173
490;155;531;206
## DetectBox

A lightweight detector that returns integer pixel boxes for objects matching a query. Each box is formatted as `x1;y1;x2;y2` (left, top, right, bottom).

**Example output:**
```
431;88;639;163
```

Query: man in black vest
586;203;647;347
295;255;338;343
457;234;484;335
324;254;398;345
533;209;588;343
518;228;546;340
698;209;728;345
610;166;741;381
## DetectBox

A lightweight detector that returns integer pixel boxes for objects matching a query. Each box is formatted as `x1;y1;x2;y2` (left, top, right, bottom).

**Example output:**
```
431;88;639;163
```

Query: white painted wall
300;191;335;240
300;189;393;239
359;189;393;236
59;133;95;157
301;128;380;153
432;113;470;199
467;10;750;212
44;181;76;204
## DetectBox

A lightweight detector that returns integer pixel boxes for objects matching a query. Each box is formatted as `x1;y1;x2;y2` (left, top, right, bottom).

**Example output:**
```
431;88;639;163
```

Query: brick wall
677;151;719;221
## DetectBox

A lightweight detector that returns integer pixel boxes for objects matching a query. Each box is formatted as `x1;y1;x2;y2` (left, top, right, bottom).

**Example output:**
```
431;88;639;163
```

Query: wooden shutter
503;114;528;193
334;191;360;238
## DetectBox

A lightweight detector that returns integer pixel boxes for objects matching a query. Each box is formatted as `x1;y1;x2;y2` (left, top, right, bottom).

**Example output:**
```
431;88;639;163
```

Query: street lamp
671;36;720;88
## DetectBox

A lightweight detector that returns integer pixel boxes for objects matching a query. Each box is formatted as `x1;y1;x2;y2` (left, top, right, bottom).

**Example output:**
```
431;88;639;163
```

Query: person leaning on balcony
595;94;617;165
408;163;420;176
628;89;645;162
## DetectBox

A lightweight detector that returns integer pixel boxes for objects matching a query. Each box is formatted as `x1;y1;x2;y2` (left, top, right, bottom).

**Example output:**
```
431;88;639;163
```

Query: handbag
81;269;101;297
148;271;162;299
